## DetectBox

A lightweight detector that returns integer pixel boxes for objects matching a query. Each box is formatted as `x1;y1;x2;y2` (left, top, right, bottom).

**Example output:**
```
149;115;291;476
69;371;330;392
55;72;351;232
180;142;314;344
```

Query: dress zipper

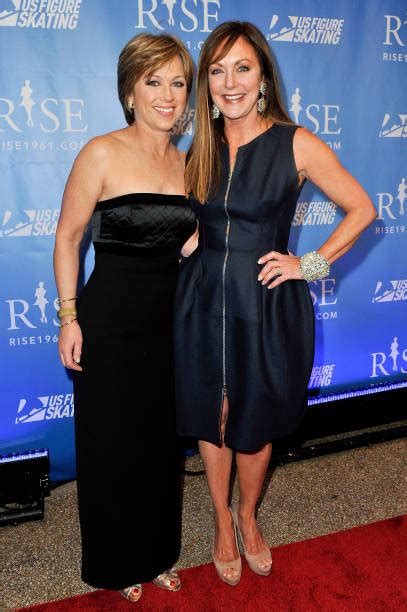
218;156;236;442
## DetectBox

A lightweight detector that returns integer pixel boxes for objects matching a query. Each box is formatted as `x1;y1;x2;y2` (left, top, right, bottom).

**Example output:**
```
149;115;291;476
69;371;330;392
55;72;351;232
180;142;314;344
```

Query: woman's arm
181;224;199;257
293;128;377;264
258;128;377;288
54;138;108;370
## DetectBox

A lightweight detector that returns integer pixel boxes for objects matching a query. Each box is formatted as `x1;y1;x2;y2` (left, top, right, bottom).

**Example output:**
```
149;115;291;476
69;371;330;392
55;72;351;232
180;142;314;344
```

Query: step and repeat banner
0;1;406;480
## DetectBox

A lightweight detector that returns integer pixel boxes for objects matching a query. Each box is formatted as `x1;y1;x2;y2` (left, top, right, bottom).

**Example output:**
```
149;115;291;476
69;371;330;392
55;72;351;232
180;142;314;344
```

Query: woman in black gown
54;34;196;603
175;22;376;586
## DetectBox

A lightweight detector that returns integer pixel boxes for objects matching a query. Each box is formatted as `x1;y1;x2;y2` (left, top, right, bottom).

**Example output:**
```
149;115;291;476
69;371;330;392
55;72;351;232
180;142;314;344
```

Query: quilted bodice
91;192;196;254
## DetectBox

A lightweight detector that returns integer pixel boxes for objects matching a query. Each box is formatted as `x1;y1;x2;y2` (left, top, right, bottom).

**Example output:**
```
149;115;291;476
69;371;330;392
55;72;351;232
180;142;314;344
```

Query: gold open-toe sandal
119;584;143;602
153;567;181;591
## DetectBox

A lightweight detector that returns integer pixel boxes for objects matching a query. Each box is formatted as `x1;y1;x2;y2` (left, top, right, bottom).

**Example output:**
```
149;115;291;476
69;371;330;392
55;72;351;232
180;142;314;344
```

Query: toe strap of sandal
120;584;142;601
153;568;181;591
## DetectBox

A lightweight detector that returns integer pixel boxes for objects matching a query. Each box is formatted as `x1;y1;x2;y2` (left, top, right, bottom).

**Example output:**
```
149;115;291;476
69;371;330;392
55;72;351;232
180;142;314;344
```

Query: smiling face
208;36;263;123
129;56;187;132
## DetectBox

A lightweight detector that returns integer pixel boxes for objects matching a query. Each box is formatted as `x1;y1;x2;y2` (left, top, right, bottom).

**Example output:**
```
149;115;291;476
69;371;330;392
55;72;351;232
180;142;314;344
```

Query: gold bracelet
57;296;77;305
59;317;77;328
57;308;77;319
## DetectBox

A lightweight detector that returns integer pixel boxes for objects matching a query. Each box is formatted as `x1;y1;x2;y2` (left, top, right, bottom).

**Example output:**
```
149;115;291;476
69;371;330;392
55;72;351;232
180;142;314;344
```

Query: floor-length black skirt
73;248;181;589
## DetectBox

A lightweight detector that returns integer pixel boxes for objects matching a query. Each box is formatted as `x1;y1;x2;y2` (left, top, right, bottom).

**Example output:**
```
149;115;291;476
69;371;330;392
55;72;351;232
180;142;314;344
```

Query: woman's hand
257;251;302;289
58;320;83;371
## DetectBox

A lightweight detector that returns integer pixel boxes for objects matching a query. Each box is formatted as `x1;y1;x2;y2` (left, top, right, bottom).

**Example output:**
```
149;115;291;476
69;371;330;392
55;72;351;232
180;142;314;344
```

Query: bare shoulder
77;133;119;163
294;126;332;155
64;134;121;196
293;126;338;173
293;127;336;158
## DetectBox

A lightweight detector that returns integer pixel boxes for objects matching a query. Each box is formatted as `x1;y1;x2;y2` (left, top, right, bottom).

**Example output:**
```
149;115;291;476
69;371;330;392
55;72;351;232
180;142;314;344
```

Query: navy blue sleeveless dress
175;125;314;451
73;193;196;589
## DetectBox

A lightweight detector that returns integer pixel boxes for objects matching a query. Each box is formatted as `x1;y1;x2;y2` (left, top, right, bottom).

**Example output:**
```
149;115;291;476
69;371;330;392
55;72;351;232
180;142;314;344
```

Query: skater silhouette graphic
34;281;48;323
389;337;399;371
162;0;176;25
20;79;35;128
396;178;406;216
290;88;302;124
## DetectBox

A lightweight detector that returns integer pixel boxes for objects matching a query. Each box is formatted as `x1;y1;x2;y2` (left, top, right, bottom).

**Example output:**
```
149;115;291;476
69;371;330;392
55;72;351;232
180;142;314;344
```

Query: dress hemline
81;552;180;590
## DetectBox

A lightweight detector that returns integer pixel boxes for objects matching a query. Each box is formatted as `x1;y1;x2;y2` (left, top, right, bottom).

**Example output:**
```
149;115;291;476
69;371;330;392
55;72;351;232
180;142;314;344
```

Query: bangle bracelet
59;317;77;328
300;251;330;281
57;296;77;305
57;308;77;319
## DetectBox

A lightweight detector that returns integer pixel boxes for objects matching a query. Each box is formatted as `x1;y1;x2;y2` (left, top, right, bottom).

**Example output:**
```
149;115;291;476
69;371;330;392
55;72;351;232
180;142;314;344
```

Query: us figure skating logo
0;208;60;237
16;395;49;423
308;364;336;388
292;200;338;227
372;280;407;303
172;104;195;136
267;14;344;45
379;113;407;138
0;209;35;237
15;393;74;423
0;0;20;26
0;0;83;29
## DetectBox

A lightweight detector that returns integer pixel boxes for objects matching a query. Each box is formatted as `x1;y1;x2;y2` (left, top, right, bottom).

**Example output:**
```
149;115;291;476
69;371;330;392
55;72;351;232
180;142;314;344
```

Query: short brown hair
118;33;194;125
186;21;292;203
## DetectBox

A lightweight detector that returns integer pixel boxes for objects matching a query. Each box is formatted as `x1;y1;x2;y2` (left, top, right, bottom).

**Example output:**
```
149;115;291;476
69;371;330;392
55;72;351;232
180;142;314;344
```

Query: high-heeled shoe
153;567;181;591
119;584;142;602
212;508;242;586
231;501;272;576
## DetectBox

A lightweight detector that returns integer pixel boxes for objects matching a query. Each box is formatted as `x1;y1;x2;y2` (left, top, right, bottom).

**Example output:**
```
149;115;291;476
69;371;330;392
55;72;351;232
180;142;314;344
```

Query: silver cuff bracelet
300;250;330;281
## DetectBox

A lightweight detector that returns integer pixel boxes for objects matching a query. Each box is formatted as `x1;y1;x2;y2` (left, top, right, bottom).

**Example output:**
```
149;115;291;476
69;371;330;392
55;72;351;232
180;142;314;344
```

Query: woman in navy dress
54;34;196;603
175;21;376;585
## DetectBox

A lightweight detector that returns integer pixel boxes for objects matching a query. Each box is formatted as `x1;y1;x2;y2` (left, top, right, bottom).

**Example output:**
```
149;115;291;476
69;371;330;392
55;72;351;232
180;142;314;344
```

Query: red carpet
19;516;407;611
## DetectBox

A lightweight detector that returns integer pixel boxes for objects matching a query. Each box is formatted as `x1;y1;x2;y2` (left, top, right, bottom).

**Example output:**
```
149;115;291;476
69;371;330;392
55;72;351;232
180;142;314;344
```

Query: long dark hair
186;21;292;203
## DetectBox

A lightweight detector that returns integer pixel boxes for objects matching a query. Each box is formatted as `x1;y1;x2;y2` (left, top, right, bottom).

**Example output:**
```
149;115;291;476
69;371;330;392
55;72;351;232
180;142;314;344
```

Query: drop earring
127;99;134;113
257;82;267;114
212;103;220;119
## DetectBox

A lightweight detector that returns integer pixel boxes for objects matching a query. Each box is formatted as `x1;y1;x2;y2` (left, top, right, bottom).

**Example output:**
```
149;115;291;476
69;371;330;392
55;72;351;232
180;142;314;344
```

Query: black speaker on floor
0;448;50;526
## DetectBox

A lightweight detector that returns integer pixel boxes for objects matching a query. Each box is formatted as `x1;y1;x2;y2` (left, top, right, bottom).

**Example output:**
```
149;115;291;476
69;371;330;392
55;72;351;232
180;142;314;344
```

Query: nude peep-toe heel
231;501;272;576
212;508;242;586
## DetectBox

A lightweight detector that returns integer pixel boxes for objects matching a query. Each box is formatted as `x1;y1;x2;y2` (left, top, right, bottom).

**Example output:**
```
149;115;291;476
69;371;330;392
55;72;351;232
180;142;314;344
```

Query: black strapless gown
73;193;196;589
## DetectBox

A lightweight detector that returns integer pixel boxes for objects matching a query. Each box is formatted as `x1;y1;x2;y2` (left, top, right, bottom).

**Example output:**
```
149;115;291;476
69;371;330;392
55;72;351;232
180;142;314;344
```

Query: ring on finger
275;268;283;276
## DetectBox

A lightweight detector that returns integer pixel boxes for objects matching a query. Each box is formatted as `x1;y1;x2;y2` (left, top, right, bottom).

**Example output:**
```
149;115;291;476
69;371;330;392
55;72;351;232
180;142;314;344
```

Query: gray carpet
0;437;406;610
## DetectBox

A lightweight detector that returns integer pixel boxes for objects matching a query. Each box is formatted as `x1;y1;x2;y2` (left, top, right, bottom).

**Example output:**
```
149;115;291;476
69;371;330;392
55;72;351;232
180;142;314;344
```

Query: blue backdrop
0;0;406;481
